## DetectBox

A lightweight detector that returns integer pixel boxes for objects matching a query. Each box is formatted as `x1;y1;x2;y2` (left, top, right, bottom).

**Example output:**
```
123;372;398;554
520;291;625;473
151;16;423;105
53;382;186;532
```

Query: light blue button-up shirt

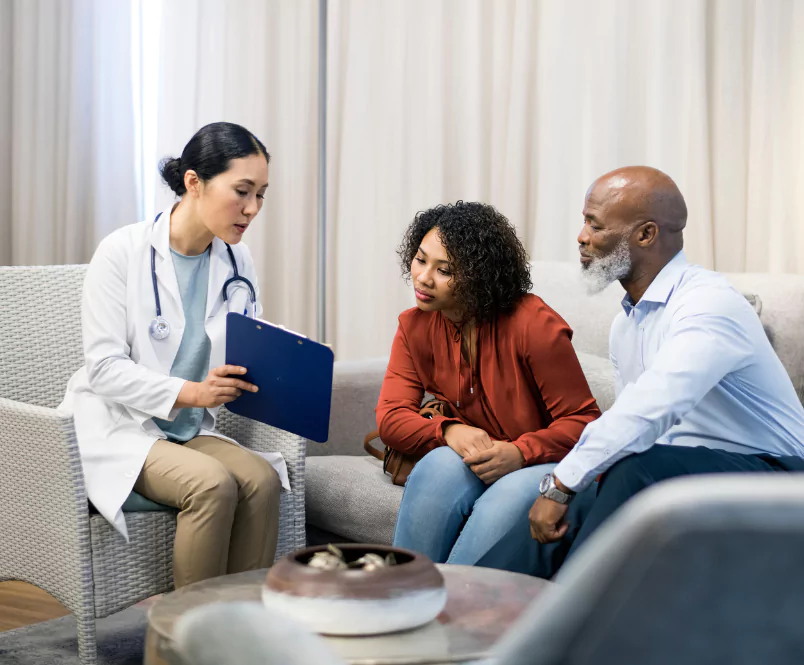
554;251;804;492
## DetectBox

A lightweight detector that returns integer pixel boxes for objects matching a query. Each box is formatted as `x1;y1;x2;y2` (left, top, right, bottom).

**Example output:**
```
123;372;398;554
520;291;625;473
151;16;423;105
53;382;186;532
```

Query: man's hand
529;496;570;543
443;423;494;458
462;441;525;484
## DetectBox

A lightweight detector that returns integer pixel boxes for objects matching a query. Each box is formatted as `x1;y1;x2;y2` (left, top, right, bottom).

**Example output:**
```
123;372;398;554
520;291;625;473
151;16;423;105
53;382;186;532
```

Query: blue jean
392;446;556;573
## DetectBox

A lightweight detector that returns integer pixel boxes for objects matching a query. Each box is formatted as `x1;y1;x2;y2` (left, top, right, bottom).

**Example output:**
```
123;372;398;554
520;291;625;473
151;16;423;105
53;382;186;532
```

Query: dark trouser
477;444;804;579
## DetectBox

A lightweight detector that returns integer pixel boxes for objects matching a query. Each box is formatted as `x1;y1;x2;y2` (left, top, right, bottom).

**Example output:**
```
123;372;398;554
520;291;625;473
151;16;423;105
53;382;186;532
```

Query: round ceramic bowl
262;543;447;636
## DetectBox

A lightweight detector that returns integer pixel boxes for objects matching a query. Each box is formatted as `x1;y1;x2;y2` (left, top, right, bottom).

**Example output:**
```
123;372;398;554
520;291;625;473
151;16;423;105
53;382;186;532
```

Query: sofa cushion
306;455;402;544
577;351;616;411
121;491;170;512
309;357;389;457
725;273;804;401
88;490;171;514
530;261;623;359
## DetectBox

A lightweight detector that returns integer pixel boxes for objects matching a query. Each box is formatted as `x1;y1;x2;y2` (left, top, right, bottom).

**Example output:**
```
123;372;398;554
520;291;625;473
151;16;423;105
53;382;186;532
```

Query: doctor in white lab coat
60;122;281;588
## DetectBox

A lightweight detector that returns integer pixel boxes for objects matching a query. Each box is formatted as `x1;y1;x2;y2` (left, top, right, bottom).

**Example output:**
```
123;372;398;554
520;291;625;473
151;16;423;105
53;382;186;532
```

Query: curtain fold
2;0;802;362
326;0;804;360
155;0;319;341
0;0;137;266
0;1;11;266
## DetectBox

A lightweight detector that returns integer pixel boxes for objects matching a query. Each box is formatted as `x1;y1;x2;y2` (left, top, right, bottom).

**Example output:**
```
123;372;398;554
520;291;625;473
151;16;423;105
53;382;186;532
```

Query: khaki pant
133;436;281;588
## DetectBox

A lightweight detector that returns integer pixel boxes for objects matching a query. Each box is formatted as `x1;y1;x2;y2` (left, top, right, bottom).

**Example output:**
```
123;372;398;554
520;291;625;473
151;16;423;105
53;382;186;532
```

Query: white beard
580;235;632;294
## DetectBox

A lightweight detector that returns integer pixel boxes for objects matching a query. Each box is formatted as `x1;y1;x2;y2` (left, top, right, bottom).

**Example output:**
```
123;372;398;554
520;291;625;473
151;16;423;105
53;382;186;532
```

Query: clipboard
225;313;334;443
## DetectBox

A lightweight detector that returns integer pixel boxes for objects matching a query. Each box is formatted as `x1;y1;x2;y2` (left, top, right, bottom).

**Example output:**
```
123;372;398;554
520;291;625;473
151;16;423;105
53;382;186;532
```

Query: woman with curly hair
377;201;601;572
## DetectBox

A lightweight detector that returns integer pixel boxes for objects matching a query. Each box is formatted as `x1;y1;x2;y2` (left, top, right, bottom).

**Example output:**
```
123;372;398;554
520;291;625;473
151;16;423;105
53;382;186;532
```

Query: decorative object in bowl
262;543;447;636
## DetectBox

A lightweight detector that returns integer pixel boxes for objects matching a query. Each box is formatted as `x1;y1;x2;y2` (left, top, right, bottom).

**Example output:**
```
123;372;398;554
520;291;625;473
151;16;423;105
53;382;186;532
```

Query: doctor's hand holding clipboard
174;364;258;408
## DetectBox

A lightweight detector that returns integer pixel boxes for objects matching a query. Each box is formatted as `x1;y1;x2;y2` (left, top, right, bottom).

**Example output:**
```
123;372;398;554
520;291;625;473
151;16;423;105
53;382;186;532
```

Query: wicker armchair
0;265;307;665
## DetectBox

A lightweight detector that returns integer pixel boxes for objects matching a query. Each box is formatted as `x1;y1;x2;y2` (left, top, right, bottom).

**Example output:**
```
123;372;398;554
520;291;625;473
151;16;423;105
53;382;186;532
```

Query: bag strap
363;430;386;461
364;399;452;461
420;399;453;420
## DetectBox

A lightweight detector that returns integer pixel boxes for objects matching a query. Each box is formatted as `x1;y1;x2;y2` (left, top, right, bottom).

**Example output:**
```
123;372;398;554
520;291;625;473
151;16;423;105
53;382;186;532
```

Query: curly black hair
398;201;532;323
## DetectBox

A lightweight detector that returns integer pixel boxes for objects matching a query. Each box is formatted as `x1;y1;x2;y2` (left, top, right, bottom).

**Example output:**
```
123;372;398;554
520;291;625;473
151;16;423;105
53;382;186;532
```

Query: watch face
539;473;551;494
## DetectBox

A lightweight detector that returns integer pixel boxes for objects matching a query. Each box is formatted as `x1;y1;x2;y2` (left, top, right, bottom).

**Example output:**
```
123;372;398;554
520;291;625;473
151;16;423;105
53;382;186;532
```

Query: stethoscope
149;212;257;340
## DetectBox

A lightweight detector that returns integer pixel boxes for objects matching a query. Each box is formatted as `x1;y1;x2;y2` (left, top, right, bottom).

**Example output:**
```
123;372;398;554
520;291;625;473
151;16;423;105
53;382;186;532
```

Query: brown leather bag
364;400;454;486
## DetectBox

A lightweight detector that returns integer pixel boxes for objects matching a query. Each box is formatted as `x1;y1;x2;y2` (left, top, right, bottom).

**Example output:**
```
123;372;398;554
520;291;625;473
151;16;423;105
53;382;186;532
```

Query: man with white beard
498;166;804;578
578;231;632;294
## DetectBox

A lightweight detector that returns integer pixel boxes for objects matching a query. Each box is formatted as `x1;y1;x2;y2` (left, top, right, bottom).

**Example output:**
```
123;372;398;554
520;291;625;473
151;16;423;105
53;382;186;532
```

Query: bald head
578;166;688;297
587;166;687;236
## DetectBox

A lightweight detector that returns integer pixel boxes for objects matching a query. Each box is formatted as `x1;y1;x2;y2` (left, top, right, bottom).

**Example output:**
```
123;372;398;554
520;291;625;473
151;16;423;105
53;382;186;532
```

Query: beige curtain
326;0;804;360
0;0;138;266
0;1;10;266
2;0;802;362
153;0;319;340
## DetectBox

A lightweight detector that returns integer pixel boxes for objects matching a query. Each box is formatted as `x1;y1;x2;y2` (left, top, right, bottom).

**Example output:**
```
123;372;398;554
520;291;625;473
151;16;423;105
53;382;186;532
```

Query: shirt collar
620;250;688;314
150;206;227;261
150;208;172;259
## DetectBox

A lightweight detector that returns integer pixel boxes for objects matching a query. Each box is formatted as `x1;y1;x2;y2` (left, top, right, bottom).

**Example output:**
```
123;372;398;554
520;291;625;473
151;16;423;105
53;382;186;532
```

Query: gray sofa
306;260;804;544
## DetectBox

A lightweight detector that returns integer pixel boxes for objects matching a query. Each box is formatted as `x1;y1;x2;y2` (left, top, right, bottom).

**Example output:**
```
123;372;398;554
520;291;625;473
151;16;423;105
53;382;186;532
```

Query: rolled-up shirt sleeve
554;301;754;492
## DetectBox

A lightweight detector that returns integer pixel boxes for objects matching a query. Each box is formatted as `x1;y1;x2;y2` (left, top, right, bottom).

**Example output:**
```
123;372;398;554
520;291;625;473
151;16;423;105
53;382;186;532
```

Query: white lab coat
59;211;262;539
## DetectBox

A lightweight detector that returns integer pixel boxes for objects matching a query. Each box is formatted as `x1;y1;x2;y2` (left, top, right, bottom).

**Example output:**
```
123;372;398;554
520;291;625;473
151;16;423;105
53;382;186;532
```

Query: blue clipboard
225;313;334;443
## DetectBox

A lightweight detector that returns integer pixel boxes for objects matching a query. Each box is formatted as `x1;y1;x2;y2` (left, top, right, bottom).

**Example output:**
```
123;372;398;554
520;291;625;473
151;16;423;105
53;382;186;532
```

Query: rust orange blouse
375;294;601;466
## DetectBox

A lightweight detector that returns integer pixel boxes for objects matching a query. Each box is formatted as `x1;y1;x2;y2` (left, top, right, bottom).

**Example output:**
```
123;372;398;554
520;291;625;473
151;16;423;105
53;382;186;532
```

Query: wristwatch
539;473;575;504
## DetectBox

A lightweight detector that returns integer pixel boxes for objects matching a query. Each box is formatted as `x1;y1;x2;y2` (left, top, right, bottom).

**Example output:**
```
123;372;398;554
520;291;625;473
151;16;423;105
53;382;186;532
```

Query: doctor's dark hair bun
158;122;271;197
159;158;184;195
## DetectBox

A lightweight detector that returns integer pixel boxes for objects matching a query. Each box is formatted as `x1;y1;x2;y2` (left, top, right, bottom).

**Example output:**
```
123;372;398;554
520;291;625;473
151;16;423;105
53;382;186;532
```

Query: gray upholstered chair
0;265;307;665
493;474;804;665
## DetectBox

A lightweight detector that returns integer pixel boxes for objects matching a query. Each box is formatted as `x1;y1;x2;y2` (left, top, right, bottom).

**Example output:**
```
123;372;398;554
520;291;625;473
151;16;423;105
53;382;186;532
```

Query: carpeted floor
0;605;148;665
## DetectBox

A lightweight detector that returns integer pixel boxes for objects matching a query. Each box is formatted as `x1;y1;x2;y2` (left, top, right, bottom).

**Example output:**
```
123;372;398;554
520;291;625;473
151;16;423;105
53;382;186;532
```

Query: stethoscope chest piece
149;316;171;340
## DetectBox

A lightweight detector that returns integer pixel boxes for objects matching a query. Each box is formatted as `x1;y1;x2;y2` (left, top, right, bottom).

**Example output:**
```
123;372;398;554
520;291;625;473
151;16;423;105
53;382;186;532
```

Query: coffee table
145;564;551;665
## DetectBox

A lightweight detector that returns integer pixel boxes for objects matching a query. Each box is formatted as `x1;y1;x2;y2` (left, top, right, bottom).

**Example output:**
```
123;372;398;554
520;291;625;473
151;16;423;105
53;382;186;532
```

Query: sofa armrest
308;357;388;457
0;397;95;607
